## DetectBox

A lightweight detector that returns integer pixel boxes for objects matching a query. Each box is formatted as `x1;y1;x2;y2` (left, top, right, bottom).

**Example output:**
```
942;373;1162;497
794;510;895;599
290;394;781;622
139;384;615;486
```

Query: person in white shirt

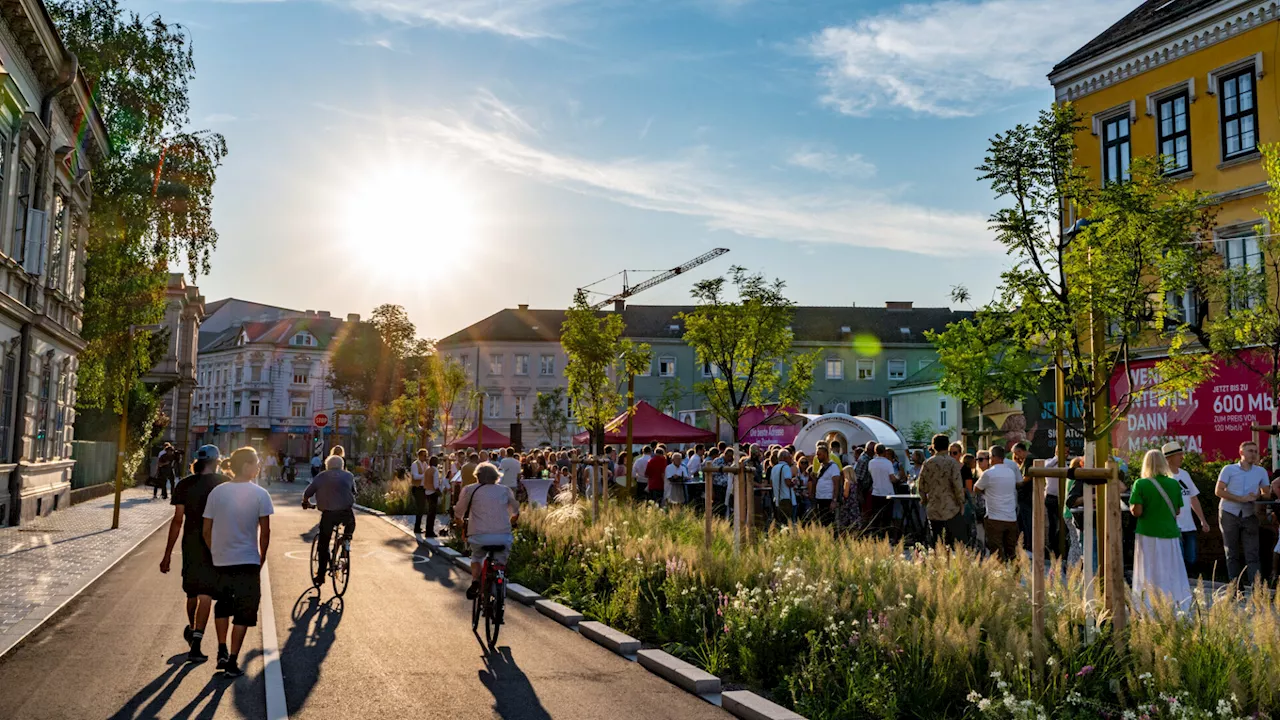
686;444;705;481
632;446;652;500
664;452;690;505
499;447;523;491
454;463;519;600
771;450;796;524
866;444;896;533
1216;440;1271;588
201;447;274;678
974;445;1019;561
1162;441;1207;573
410;449;440;537
810;446;842;525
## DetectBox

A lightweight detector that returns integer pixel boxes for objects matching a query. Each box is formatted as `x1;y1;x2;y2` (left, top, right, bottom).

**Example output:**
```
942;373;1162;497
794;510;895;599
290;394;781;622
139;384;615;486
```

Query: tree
974;104;1217;463
52;0;227;414
906;420;937;448
328;304;419;411
430;355;470;450
561;290;649;454
927;307;1039;448
1186;143;1280;464
680;266;819;442
656;379;686;416
532;387;569;447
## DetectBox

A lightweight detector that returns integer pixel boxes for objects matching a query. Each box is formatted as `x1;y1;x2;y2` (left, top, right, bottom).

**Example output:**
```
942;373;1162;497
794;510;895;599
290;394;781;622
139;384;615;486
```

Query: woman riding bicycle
453;462;519;600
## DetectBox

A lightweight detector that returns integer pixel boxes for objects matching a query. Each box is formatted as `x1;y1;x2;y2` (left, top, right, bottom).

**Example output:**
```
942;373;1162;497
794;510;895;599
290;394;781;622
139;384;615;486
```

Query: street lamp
112;323;164;530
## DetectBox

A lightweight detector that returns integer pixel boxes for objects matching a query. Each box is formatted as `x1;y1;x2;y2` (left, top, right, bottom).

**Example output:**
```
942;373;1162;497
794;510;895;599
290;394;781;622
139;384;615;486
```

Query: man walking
155;442;177;500
303;454;357;586
409;449;438;536
202;447;273;678
159;445;227;662
645;447;669;504
1216;441;1271;588
918;434;967;547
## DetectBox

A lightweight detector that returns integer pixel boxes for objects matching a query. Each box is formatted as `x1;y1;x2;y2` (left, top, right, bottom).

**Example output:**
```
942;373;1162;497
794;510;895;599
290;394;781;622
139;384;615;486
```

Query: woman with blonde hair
328;445;346;470
1131;448;1191;611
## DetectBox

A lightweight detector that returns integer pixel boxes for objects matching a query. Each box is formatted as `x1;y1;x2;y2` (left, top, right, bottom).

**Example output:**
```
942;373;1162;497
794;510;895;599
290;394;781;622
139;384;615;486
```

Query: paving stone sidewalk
0;487;174;658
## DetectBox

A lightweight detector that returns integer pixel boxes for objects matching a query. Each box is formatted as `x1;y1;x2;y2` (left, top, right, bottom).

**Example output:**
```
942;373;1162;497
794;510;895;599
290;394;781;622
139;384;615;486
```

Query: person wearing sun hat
1162;441;1207;573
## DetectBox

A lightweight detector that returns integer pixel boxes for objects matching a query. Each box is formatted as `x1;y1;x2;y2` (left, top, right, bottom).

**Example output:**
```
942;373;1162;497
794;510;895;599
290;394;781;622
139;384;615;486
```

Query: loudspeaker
509;423;523;451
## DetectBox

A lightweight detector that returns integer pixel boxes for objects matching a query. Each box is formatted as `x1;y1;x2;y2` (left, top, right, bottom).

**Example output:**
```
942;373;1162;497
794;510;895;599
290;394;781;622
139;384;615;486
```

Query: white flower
977;698;991;711
966;691;982;704
1046;656;1057;667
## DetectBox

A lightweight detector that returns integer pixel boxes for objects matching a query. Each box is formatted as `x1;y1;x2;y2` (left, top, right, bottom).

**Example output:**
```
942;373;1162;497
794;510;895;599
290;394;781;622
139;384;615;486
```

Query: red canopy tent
572;401;716;445
447;425;512;450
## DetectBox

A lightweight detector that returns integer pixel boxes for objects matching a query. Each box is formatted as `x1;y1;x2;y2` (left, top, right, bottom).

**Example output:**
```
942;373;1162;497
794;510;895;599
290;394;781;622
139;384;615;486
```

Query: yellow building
1052;0;1277;325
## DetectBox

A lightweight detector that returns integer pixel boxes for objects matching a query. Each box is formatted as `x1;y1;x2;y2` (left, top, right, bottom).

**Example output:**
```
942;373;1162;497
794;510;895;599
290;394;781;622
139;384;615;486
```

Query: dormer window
291;332;315;347
668;324;680;332
840;326;851;334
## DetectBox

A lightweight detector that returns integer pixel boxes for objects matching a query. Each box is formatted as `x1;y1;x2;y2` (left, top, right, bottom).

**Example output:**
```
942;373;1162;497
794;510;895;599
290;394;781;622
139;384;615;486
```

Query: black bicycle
308;514;351;597
471;545;507;646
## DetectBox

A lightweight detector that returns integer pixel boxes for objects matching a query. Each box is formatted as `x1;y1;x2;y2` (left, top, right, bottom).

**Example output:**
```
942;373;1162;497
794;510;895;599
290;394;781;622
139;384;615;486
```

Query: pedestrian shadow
106;653;198;720
382;534;458;590
170;649;263;720
280;587;345;715
478;645;552;720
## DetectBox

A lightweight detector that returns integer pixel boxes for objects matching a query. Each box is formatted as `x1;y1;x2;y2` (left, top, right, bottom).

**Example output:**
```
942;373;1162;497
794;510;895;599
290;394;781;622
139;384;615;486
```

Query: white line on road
260;561;289;720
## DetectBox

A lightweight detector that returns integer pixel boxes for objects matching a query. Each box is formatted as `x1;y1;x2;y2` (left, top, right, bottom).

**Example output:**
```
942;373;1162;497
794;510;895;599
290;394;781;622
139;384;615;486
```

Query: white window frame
940;399;948;428
489;353;503;376
888;359;906;380
249;399;260;417
291;333;314;347
659;356;676;377
514;354;530;376
701;361;721;378
487;393;502;418
825;358;843;380
856;359;875;381
293;370;309;385
291;401;307;418
539;355;555;376
513;395;525;418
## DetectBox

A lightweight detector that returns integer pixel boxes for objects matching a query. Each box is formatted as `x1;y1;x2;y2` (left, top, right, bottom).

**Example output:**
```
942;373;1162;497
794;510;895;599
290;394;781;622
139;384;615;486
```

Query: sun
340;161;479;276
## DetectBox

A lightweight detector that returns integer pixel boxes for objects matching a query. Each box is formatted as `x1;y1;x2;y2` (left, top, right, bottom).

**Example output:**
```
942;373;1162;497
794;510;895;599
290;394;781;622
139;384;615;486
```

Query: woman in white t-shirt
664;452;690;505
809;447;841;525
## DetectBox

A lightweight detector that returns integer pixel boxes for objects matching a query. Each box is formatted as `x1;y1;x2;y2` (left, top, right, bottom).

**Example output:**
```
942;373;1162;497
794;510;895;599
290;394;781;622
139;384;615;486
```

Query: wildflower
1076;665;1095;678
966;691;982;704
977;698;991;711
1046;656;1057;667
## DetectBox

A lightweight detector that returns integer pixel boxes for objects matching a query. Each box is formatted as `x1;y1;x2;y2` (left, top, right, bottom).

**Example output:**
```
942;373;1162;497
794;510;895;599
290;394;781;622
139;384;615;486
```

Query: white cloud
342;37;398;50
787;147;876;179
335;0;582;39
368;93;990;257
203;113;238;124
808;0;1119;117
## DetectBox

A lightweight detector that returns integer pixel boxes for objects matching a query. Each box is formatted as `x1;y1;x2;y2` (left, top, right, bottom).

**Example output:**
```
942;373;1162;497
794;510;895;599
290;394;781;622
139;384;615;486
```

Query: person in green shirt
1129;449;1191;612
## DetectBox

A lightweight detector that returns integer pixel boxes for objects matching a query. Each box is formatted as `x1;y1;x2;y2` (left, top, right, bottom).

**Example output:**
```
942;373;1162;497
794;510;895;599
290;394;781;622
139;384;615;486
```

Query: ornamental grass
508;500;1279;720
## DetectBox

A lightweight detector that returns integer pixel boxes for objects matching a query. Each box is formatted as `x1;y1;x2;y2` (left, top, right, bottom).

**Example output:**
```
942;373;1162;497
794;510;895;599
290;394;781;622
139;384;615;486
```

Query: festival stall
791;413;909;461
446;425;513;450
571;401;717;445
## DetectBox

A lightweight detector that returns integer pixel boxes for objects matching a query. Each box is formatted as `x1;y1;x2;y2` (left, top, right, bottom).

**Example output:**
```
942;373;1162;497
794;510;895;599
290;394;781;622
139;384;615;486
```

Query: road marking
260;562;289;720
282;548;427;563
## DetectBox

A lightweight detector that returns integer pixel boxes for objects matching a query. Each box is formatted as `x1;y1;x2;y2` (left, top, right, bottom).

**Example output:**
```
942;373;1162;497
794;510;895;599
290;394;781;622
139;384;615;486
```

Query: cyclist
302;455;356;586
453;462;519;599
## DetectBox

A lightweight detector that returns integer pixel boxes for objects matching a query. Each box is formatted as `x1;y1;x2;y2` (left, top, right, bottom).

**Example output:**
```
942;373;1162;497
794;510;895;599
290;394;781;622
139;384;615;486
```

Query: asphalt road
0;481;731;720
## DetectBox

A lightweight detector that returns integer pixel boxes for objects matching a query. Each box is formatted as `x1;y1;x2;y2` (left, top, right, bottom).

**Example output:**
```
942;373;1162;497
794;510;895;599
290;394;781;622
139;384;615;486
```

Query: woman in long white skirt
1130;449;1193;612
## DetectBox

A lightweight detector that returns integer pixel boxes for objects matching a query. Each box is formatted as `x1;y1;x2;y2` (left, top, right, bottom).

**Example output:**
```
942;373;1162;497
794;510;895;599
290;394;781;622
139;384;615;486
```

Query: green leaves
532;387;569;448
562;290;633;450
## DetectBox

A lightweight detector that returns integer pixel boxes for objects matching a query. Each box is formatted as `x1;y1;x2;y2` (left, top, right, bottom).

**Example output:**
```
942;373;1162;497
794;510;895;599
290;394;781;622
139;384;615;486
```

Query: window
825;358;843;380
293;370;309;385
513;395;525;418
940;400;948;428
1101;114;1131;184
1156;92;1191;173
249;400;260;416
1219;228;1264;309
834;402;848;415
461;355;473;376
659;356;676;377
0;348;15;462
1219;67;1258;160
489;353;503;375
487;393;502;418
65;214;78;297
36;359;51;460
514;354;529;376
701;361;721;378
539;355;555;376
233;401;241;417
888;359;906;380
48;194;65;290
291;401;307;418
637;359;651;377
1166;288;1198;327
11;160;29;259
290;333;314;347
856;359;875;381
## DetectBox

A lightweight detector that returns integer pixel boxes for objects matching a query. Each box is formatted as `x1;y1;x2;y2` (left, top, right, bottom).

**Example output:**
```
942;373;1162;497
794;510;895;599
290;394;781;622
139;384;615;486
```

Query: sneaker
465;582;480;600
183;626;193;644
216;648;229;671
187;645;208;663
222;660;244;678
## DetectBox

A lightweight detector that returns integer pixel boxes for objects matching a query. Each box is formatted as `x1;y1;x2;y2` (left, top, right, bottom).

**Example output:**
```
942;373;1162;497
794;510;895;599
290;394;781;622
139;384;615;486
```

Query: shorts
181;549;218;599
468;532;514;564
213;564;262;627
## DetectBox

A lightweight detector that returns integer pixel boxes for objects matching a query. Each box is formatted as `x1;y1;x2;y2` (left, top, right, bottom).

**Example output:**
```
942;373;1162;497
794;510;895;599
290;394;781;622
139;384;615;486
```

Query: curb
0;512;172;661
535;599;583;628
579;621;640;656
507;583;542;605
637;649;722;695
722;691;806;720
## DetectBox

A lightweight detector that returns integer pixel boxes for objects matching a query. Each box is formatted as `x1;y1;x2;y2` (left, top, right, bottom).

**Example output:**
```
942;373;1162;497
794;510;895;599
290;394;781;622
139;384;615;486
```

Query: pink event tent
572;401;716;445
447;425;513;450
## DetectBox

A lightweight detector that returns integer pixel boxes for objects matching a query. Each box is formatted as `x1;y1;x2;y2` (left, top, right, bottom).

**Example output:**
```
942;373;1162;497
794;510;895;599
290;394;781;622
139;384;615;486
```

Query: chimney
885;301;913;310
304;309;316;317
318;311;331;319
517;304;529;311
346;313;361;323
614;299;626;313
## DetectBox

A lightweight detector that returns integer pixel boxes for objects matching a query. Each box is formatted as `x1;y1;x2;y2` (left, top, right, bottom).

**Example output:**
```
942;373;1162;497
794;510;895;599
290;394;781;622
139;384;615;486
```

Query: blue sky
137;0;1130;338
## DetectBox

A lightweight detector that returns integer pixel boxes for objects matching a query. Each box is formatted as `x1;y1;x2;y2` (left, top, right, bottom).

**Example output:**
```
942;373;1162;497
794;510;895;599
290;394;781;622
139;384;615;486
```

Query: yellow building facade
1051;0;1278;262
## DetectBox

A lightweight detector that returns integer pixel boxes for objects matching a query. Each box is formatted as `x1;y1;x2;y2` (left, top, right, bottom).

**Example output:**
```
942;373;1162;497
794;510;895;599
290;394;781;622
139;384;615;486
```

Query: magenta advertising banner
1111;355;1274;461
738;405;800;446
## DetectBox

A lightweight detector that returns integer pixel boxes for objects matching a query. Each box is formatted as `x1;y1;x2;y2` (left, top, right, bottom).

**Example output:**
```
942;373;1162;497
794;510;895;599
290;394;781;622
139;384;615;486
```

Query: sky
134;0;1133;339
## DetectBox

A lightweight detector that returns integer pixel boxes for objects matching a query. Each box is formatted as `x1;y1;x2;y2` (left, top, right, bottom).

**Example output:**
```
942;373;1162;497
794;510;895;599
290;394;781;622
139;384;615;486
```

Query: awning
447;425;513;450
572;401;716;445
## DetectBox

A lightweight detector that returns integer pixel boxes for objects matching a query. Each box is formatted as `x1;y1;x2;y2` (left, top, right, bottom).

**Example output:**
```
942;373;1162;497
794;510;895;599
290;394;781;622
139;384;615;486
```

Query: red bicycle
471;545;507;646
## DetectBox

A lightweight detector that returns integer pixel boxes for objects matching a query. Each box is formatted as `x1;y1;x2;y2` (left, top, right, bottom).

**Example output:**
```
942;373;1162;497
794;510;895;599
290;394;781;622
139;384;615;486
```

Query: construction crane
582;248;730;311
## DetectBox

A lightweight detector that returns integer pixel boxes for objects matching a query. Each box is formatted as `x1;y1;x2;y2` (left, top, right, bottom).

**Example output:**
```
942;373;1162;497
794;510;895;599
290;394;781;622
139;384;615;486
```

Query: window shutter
22;209;47;275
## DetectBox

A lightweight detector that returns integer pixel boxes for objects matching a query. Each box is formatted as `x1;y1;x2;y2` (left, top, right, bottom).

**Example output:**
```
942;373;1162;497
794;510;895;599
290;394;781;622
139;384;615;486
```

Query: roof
447;425;512;450
438;305;970;347
891;360;945;391
1052;0;1222;74
201;298;306;336
571;401;717;445
200;316;348;353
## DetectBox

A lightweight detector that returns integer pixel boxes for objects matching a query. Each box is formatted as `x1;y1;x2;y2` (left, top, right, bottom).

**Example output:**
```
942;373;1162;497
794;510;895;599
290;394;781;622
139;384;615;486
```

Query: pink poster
738;405;800;446
1111;355;1275;461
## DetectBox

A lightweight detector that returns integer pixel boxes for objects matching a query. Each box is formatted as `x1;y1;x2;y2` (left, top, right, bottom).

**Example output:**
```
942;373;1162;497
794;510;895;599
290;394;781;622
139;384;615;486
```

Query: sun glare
340;162;479;276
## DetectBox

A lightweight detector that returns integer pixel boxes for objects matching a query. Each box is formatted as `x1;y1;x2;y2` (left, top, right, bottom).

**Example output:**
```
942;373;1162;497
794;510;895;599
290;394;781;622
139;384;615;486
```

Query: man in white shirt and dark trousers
1216;440;1271;589
202;447;274;678
1164;441;1207;573
410;449;438;536
975;445;1019;562
867;445;896;536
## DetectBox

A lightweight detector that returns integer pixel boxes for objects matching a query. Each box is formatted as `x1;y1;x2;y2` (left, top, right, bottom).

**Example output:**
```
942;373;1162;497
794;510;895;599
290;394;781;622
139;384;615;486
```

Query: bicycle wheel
471;585;482;631
331;538;350;597
485;575;504;646
309;533;321;586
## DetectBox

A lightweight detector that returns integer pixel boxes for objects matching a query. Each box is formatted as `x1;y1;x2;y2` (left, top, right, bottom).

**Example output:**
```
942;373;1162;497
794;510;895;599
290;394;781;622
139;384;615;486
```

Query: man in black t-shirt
160;445;229;663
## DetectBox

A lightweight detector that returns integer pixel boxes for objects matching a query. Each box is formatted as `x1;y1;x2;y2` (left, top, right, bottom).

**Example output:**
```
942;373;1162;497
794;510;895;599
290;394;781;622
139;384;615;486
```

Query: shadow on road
171;649;263;720
478;645;552;720
382;534;458;590
281;586;345;715
107;653;198;720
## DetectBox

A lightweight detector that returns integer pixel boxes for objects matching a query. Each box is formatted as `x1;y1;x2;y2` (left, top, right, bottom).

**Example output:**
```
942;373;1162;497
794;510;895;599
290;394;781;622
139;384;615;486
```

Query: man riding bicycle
302;455;356;586
453;462;519;600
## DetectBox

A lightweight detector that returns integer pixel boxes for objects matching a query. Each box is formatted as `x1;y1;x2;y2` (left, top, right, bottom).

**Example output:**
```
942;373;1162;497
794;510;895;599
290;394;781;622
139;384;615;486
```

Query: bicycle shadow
478;645;553;720
106;653;197;720
279;586;345;715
